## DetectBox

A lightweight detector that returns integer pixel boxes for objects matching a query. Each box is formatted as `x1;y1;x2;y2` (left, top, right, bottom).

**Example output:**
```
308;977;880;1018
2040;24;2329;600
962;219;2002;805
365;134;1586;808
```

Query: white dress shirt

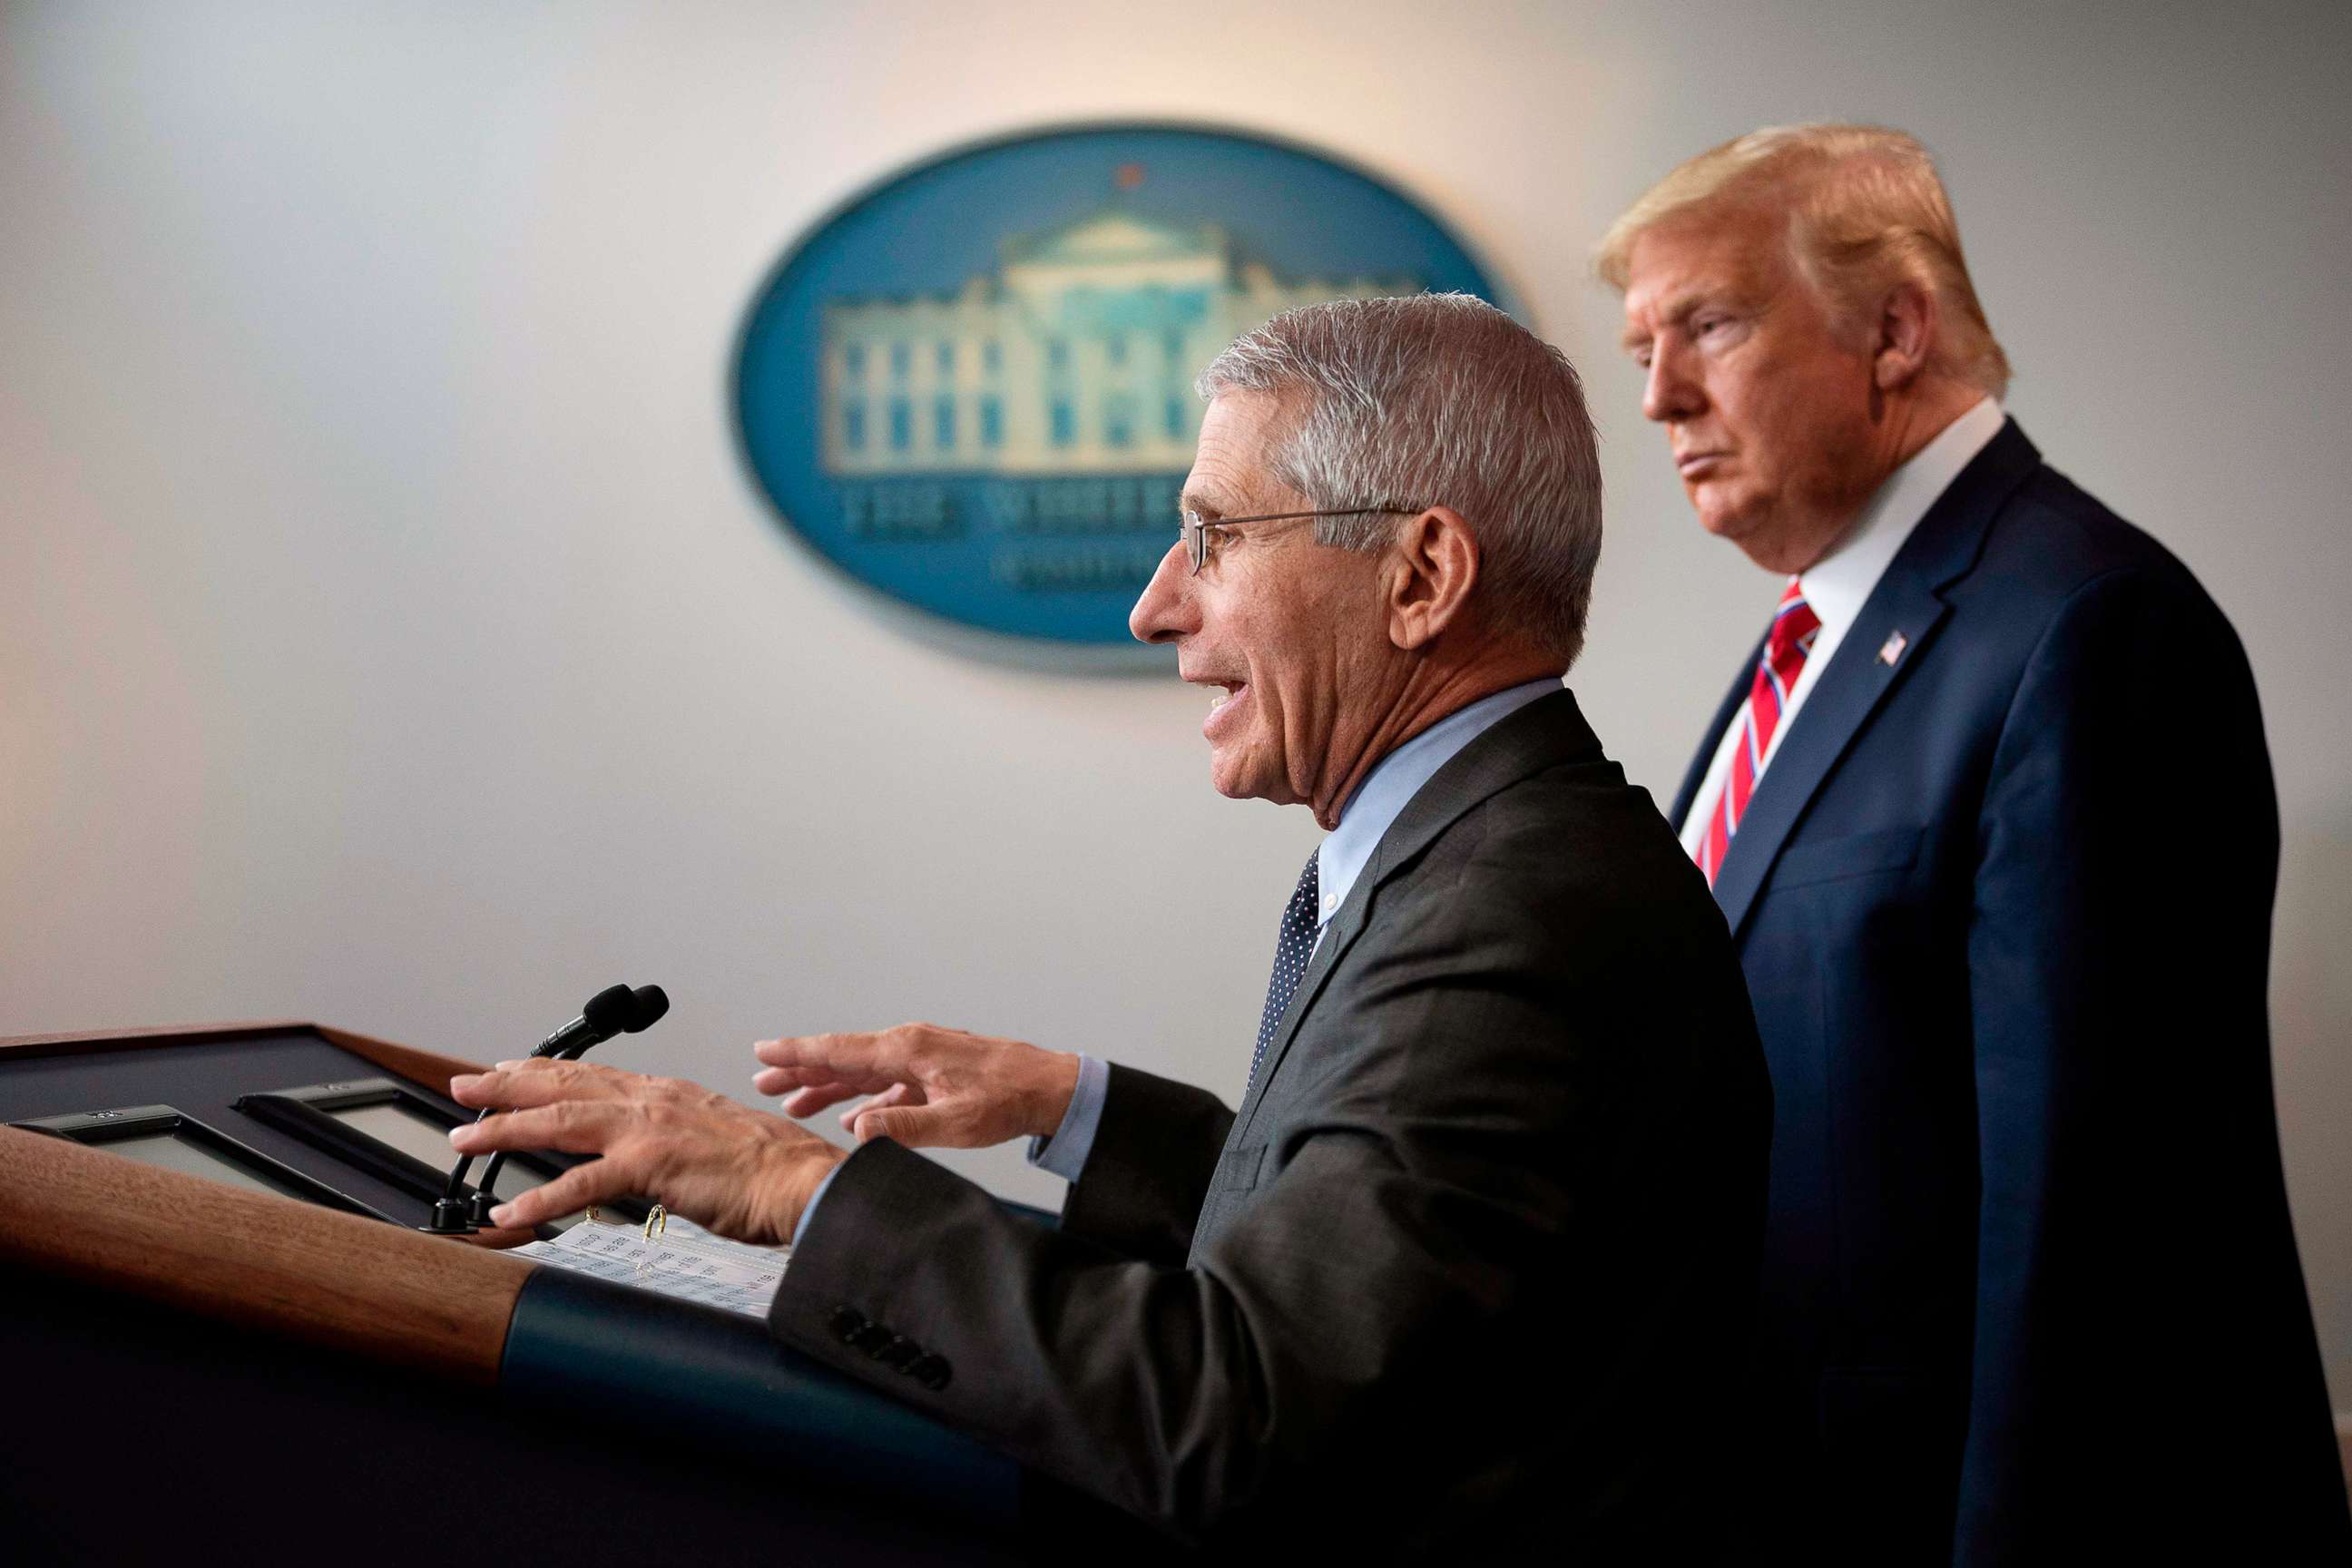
1678;397;2004;853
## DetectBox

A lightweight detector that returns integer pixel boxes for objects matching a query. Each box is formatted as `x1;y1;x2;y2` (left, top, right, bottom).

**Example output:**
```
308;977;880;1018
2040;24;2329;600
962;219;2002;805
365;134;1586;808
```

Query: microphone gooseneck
461;983;672;1229
425;983;647;1233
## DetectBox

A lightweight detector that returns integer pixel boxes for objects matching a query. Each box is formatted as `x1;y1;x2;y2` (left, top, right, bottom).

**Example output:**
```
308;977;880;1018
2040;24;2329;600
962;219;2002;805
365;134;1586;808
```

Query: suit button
848;1323;895;1356
828;1306;867;1343
873;1335;922;1368
910;1355;952;1391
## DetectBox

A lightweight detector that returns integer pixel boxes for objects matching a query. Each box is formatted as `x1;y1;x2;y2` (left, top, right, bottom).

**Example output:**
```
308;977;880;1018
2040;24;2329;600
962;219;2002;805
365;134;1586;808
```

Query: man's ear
1874;280;1938;391
1385;506;1479;652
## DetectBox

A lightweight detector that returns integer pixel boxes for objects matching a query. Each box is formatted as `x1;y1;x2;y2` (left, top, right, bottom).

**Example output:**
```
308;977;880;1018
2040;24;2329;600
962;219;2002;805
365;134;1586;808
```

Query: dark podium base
2;1263;1025;1567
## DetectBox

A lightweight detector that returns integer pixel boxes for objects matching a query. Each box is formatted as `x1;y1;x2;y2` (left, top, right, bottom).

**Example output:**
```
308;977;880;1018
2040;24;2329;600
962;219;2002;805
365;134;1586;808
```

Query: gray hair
1196;293;1603;668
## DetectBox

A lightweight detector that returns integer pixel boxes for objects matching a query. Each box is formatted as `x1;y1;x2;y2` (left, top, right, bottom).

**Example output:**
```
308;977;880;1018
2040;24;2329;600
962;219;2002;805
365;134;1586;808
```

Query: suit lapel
1231;690;1603;1137
1710;419;2043;938
1708;581;1951;936
1230;874;1373;1135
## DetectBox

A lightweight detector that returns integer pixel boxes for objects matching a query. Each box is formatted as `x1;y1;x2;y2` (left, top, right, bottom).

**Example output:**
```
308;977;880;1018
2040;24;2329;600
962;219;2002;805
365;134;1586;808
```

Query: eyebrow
1631;261;1779;351
1179;487;1228;518
1621;289;1706;353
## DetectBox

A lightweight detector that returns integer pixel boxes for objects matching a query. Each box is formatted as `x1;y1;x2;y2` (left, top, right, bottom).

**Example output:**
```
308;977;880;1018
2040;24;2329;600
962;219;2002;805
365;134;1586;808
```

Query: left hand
750;1022;1080;1151
446;1058;844;1244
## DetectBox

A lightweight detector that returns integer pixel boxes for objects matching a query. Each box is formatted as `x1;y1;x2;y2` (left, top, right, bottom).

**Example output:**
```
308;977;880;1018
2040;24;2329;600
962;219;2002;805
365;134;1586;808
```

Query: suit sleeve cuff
1026;1054;1107;1182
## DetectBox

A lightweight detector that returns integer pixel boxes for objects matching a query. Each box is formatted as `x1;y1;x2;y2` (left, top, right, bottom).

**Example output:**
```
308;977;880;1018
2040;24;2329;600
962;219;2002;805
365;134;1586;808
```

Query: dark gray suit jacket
770;691;1770;1554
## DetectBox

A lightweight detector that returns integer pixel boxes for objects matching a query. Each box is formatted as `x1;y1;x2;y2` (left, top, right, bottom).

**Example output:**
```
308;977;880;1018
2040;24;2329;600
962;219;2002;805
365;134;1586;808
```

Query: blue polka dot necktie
1247;851;1321;1097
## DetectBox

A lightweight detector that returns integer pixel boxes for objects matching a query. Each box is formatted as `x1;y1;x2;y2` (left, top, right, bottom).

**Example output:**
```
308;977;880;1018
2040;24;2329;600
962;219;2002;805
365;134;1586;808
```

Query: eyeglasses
1177;505;1421;575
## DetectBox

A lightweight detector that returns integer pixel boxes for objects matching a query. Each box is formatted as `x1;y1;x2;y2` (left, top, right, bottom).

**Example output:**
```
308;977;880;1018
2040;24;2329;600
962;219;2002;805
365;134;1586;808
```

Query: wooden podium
0;1022;1123;1564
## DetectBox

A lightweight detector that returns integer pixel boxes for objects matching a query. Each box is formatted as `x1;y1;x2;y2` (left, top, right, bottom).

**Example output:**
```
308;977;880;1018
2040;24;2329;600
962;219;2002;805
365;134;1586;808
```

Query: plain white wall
4;0;2346;1409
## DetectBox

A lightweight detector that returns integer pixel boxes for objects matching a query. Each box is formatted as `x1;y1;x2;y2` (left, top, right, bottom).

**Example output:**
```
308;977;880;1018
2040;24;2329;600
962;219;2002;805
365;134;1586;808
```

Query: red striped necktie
1697;579;1822;887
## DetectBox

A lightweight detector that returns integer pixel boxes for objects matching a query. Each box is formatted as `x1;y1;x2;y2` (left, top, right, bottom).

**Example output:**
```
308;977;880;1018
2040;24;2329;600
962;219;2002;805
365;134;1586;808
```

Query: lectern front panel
233;1074;603;1228
9;1102;379;1216
0;1027;481;1226
326;1099;464;1171
105;1130;304;1200
318;1094;582;1223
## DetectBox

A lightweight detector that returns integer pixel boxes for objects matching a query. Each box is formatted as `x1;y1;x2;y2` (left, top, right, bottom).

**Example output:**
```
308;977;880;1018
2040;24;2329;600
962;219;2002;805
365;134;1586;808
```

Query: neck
1877;375;1984;480
1308;651;1560;830
1788;376;1984;573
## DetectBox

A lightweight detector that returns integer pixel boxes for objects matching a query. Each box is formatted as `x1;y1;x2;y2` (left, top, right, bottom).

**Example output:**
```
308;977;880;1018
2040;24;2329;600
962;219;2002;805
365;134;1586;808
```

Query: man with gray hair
452;293;1770;1553
1604;124;2346;1560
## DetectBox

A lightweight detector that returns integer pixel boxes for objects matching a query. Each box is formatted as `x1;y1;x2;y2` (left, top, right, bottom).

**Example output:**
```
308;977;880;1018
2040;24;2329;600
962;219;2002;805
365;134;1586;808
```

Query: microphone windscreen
625;985;670;1032
580;984;638;1034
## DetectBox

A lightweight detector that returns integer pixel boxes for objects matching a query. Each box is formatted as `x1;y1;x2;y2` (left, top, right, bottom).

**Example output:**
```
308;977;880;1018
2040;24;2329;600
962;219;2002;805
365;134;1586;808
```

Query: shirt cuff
789;1160;846;1249
1027;1054;1108;1183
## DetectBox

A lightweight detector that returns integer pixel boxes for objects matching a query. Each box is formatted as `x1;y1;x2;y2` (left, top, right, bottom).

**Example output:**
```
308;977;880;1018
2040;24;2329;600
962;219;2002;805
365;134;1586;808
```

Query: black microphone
464;984;671;1229
426;984;641;1233
559;985;667;1058
534;984;641;1060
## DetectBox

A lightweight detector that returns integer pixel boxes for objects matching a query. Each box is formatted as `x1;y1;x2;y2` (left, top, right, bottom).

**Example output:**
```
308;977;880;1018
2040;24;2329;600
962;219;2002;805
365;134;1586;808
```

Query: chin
1207;751;1257;803
1210;753;1288;808
1692;492;1757;541
1701;507;1791;570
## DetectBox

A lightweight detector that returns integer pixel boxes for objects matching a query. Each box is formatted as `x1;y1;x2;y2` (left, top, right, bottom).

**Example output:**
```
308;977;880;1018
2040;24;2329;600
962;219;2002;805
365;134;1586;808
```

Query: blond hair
1596;123;2010;398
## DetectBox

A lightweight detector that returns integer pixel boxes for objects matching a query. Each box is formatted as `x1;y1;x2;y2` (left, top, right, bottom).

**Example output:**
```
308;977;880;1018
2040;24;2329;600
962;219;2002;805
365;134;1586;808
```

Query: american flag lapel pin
1877;630;1909;667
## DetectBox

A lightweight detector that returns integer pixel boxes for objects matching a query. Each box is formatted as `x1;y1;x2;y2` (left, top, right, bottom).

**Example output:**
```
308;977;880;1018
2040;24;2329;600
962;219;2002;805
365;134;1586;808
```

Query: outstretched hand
751;1023;1080;1152
447;1058;843;1244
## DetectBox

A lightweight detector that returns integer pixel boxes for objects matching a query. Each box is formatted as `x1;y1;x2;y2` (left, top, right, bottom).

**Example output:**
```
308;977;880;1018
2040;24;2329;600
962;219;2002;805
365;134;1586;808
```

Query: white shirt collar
1677;397;2007;854
1798;396;2005;637
1316;678;1561;925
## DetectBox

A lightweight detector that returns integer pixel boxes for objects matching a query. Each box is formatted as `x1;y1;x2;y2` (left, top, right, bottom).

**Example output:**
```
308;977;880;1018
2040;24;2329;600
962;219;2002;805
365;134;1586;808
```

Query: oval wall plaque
733;122;1506;649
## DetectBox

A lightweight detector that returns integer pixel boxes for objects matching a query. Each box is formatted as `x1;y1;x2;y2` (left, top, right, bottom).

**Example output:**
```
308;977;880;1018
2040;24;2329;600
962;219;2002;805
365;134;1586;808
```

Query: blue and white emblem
733;123;1505;651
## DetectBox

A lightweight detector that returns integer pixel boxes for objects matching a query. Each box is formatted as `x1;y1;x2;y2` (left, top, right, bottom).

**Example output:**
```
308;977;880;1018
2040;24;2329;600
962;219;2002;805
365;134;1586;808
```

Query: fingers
449;1056;642;1112
776;1079;858;1116
753;1032;909;1079
752;1062;907;1107
750;1063;892;1095
448;1099;630;1158
799;1081;926;1128
755;1073;865;1112
485;1152;640;1230
752;1029;933;1117
851;1102;949;1148
748;1025;1043;1146
835;1080;918;1130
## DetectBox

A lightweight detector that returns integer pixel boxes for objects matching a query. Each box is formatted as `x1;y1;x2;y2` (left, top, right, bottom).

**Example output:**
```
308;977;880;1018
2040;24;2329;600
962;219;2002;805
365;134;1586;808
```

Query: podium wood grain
0;1123;531;1384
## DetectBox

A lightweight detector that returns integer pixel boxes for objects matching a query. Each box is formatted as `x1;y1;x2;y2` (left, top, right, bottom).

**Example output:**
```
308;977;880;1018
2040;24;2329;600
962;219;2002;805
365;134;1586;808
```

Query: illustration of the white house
818;210;1420;476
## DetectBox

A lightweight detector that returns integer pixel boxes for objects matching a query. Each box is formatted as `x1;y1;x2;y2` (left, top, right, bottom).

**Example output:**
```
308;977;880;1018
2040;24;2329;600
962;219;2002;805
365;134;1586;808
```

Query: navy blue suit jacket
1670;420;2346;1562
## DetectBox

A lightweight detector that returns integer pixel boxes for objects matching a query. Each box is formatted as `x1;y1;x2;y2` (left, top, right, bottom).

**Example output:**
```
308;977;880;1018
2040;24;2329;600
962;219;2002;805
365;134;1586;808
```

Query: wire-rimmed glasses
1177;505;1422;574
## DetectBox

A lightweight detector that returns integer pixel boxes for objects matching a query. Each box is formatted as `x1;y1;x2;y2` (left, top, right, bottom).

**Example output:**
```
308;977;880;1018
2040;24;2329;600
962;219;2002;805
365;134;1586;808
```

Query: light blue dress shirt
795;677;1563;1242
1028;675;1563;1187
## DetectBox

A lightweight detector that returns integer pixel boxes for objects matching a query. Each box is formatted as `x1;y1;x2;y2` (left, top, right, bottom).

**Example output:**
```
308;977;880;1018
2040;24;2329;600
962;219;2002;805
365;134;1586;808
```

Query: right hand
750;1023;1082;1152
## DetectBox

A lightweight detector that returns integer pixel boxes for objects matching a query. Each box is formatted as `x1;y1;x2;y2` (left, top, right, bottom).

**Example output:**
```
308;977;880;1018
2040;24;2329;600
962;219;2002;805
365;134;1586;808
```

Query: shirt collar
1315;678;1561;926
1798;397;2004;636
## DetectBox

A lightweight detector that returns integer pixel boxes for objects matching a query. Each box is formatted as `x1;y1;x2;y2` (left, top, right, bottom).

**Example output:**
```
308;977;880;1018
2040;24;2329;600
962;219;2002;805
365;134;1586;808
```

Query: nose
1641;337;1704;425
1129;541;1198;645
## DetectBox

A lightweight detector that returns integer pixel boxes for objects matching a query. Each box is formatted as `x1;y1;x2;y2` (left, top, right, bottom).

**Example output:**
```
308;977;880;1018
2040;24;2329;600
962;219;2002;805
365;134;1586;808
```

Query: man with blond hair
1602;123;2346;1561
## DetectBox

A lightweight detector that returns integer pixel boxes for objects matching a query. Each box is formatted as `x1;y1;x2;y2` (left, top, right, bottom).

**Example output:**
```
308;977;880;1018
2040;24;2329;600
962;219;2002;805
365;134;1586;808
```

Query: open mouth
1196;678;1247;735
